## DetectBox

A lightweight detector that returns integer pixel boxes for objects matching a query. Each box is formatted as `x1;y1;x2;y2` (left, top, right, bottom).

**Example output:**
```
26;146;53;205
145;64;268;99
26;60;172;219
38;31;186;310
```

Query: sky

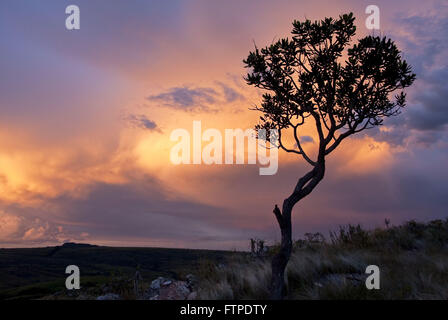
0;0;447;249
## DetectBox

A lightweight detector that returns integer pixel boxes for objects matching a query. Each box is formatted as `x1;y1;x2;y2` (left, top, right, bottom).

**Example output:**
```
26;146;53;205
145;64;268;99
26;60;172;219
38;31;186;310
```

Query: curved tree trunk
270;160;325;299
270;204;292;299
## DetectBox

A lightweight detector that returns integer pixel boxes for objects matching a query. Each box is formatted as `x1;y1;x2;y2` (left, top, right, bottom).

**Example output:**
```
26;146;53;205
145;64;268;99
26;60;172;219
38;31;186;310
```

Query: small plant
133;269;143;299
304;232;325;244
250;238;267;257
330;224;370;248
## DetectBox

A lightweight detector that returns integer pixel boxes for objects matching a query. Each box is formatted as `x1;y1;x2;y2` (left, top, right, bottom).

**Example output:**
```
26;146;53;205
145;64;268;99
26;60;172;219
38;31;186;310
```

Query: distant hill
61;242;98;248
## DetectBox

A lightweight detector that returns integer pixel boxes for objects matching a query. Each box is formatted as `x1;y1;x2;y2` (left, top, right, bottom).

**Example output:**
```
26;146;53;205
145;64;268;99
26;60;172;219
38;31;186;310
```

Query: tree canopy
244;13;416;166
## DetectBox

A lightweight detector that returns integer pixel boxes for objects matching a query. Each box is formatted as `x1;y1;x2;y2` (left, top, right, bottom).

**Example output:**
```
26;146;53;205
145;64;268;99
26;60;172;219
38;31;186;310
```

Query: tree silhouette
243;13;416;299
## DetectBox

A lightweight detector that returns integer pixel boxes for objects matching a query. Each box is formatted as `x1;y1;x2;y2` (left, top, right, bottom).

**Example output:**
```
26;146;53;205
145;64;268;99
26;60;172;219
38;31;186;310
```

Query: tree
243;13;416;299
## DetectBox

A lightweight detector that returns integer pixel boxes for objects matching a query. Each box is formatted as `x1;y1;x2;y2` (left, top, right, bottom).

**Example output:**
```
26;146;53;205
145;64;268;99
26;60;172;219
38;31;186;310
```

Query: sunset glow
0;0;447;250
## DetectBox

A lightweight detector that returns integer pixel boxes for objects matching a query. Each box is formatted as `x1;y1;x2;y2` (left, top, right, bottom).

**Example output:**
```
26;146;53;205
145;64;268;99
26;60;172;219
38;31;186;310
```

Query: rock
96;293;121;300
144;276;194;300
186;274;198;290
143;276;173;299
187;291;197;300
150;276;173;290
158;281;191;300
150;276;167;290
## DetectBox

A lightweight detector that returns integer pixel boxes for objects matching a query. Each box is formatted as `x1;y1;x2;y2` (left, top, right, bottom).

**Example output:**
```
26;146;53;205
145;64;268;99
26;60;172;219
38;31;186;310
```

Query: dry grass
197;219;448;300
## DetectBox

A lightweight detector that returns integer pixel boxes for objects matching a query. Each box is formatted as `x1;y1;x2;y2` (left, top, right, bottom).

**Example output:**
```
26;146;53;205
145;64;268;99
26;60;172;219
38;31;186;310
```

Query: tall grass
197;219;448;299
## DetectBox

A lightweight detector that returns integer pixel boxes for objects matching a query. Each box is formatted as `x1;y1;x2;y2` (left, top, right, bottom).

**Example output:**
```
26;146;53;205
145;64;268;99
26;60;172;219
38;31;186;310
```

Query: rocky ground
42;273;198;300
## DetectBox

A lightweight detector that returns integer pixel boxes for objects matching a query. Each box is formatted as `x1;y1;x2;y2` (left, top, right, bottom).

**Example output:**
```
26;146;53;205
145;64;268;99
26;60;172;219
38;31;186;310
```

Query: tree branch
292;125;316;166
273;205;284;228
325;128;354;155
278;129;302;155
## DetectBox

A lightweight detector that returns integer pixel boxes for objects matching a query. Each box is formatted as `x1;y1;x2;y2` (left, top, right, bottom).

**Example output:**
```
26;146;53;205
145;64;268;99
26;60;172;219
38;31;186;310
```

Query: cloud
0;211;22;241
147;86;218;111
0;171;251;249
299;136;314;143
1;0;447;250
371;7;448;147
0;210;90;247
127;114;161;132
146;81;246;112
22;223;50;241
407;68;448;132
216;81;244;103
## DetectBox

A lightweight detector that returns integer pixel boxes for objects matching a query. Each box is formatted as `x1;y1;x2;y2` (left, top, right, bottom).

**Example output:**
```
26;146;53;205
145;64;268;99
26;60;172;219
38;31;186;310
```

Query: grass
0;244;233;300
196;219;448;300
2;219;447;300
